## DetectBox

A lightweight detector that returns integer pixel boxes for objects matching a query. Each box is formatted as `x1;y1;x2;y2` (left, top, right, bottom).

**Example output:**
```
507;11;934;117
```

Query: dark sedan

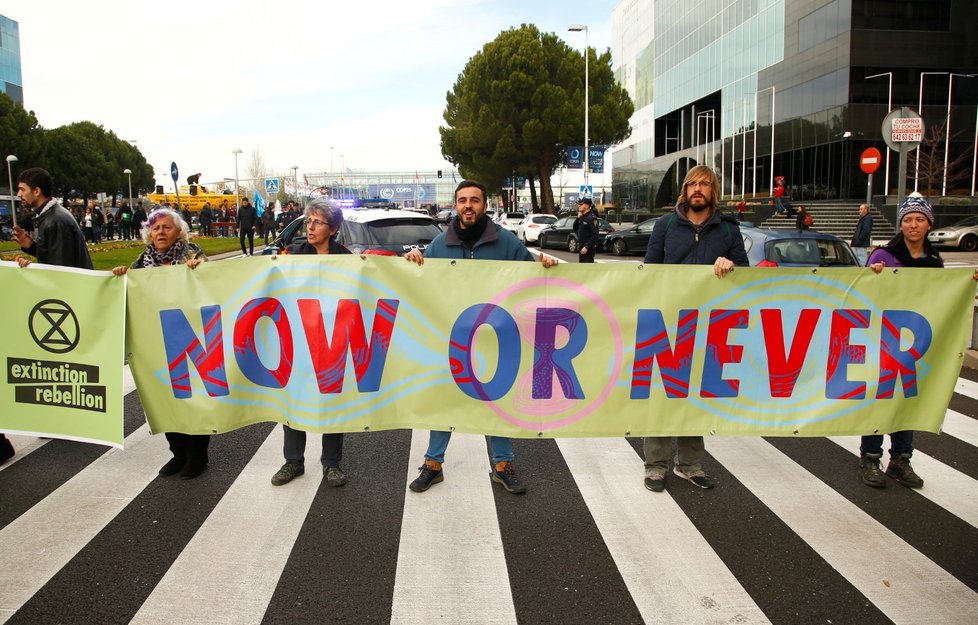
604;217;659;256
538;216;615;252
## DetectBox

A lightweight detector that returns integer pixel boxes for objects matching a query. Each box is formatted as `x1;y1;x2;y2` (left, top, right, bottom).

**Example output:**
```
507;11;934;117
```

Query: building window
852;0;951;31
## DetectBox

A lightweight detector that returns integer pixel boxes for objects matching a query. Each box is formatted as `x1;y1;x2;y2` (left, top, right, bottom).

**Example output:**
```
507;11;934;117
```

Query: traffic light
437;170;443;178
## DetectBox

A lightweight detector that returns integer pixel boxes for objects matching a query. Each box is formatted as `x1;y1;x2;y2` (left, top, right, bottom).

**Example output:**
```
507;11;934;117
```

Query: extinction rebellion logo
6;299;107;413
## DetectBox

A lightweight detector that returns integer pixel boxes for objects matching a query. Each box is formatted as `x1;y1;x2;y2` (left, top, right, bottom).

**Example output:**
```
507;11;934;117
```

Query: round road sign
882;108;923;152
859;147;882;175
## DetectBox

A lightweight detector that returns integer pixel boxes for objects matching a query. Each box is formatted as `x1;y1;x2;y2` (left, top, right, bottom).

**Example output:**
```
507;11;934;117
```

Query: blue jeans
424;431;514;464
852;247;869;266
860;431;914;456
775;197;785;213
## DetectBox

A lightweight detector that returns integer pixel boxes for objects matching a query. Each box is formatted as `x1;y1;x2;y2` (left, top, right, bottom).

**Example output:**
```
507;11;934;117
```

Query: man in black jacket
237;197;257;256
575;197;600;263
641;165;748;493
12;167;92;270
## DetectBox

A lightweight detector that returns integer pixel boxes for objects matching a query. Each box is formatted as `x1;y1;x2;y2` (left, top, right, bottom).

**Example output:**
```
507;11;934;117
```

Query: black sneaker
271;462;304;486
0;435;15;465
324;466;347;487
644;468;666;492
409;462;444;492
859;454;887;488
490;462;527;494
673;467;716;489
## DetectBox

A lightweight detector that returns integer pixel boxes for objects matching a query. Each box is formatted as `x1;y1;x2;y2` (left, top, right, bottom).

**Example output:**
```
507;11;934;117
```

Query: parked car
261;209;443;256
740;226;859;267
604;217;659;256
496;211;526;233
538;216;615;252
928;215;978;251
434;209;455;225
515;214;558;245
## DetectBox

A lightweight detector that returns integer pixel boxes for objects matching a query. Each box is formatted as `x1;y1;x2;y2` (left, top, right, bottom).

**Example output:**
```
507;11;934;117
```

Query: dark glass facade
612;0;978;208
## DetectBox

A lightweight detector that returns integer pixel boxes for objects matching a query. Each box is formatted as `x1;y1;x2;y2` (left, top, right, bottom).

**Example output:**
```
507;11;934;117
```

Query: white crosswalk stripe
1;368;977;625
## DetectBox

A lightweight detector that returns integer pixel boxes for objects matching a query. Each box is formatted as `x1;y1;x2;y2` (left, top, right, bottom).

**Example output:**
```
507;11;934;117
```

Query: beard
687;195;710;212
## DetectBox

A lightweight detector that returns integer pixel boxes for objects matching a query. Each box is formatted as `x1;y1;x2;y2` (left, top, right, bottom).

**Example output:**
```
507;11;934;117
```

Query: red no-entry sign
859;147;882;174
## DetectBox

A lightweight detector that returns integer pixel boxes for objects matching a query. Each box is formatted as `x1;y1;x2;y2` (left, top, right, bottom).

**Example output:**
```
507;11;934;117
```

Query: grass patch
1;236;246;270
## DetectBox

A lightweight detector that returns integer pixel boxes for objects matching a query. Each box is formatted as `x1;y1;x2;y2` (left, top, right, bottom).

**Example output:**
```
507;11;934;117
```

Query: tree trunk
535;154;556;214
528;177;538;213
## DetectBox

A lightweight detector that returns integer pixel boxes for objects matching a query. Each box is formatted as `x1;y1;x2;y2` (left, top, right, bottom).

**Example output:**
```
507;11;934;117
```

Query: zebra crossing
1;367;977;625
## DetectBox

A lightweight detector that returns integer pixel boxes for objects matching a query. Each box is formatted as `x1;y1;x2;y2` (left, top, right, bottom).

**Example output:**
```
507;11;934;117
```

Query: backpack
803;213;814;227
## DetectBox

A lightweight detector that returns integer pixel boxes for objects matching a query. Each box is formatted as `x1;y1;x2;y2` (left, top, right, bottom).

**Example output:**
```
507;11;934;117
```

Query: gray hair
140;207;191;245
304;198;344;235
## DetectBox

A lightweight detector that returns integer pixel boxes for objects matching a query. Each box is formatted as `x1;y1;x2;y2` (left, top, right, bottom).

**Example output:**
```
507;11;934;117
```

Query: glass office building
611;0;978;207
0;15;22;104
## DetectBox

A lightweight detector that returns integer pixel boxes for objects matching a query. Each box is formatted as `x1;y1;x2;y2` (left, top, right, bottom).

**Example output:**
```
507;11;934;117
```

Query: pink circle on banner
486;276;624;430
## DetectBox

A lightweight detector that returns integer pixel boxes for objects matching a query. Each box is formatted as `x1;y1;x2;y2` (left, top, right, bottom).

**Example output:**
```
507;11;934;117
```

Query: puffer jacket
644;204;749;266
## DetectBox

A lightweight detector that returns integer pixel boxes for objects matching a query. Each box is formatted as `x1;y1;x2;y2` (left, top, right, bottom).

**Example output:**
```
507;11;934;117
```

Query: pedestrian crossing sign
264;178;280;194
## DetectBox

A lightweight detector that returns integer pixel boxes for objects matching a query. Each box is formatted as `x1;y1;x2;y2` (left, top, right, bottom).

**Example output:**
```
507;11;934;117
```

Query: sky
10;0;619;191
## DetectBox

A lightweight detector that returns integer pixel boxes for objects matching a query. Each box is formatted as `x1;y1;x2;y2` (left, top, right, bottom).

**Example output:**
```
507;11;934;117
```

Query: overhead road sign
265;178;280;194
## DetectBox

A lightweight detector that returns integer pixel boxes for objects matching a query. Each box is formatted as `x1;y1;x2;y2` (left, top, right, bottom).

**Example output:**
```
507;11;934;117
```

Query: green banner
0;263;125;447
124;256;975;438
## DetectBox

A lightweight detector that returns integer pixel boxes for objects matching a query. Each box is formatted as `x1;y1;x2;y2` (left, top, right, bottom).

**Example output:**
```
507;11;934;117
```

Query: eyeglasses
686;180;712;189
306;219;329;229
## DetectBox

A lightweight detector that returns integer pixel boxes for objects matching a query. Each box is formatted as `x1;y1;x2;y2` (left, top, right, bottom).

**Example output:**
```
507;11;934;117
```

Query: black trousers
282;425;343;468
578;249;596;263
240;227;255;255
164;432;210;461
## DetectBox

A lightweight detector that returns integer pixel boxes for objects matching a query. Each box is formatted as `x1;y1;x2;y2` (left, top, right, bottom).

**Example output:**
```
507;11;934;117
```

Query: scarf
140;239;189;268
452;214;489;249
882;235;943;268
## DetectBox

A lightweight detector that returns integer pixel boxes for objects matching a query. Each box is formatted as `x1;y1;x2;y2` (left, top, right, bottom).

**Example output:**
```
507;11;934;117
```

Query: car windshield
950;215;978;228
363;219;441;245
503;213;523;219
767;238;854;266
532;216;557;224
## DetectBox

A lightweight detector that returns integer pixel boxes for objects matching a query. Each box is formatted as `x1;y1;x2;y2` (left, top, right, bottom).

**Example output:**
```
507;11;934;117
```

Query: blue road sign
264;178;280;194
580;185;593;198
170;162;179;182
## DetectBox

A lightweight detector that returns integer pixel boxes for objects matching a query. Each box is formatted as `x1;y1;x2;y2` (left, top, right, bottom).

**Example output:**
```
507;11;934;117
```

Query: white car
515;214;558;245
496;211;526;233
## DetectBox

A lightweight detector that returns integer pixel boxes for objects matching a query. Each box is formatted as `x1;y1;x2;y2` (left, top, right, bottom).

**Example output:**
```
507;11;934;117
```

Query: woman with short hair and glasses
269;198;352;488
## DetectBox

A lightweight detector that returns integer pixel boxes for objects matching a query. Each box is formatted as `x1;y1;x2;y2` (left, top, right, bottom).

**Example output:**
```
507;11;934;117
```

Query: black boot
0;434;14;465
179;434;210;480
158;454;186;476
885;453;924;489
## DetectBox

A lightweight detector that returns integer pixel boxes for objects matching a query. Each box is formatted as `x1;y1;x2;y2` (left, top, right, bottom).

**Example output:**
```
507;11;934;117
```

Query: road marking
0;424;168;617
130;427;319;625
709;437;978;624
557;438;770;624
391;431;517;625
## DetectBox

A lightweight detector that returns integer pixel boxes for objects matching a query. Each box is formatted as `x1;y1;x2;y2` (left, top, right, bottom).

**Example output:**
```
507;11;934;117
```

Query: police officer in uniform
575;197;600;263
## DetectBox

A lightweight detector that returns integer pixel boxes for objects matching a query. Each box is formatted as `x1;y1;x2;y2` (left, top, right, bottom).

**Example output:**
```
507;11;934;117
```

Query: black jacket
644;204;749;266
24;200;93;269
237;203;257;229
851;214;873;247
575;209;600;251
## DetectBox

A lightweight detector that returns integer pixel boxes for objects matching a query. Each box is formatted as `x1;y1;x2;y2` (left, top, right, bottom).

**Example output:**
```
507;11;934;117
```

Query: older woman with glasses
112;208;209;479
270;198;352;488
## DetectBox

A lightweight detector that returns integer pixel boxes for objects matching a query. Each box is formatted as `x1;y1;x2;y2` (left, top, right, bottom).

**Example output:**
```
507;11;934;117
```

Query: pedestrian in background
269;199;350;488
795;205;812;229
111;208;209;479
12;167;92;270
642;164;749;493
850;203;873;266
403;179;557;495
237;196;256;255
575;197;599;263
262;200;277;244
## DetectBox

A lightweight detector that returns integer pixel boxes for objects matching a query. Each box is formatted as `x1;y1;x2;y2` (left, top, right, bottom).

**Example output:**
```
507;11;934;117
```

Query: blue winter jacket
644;204;749;266
424;218;534;261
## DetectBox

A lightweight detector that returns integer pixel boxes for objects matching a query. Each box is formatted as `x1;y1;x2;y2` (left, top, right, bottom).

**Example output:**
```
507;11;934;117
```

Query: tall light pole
943;73;975;196
5;154;17;226
972;103;978;197
232;148;243;210
291;165;298;196
330;147;334;174
864;73;893;198
123;168;133;214
916;71;949;193
568;24;589;192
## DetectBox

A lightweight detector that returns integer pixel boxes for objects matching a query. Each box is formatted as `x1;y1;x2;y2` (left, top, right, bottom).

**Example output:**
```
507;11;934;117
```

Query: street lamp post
5;154;17;226
866;72;893;197
232;148;243;211
291;165;298;198
943;74;975;196
916;72;949;193
123;168;133;215
568;24;589;191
